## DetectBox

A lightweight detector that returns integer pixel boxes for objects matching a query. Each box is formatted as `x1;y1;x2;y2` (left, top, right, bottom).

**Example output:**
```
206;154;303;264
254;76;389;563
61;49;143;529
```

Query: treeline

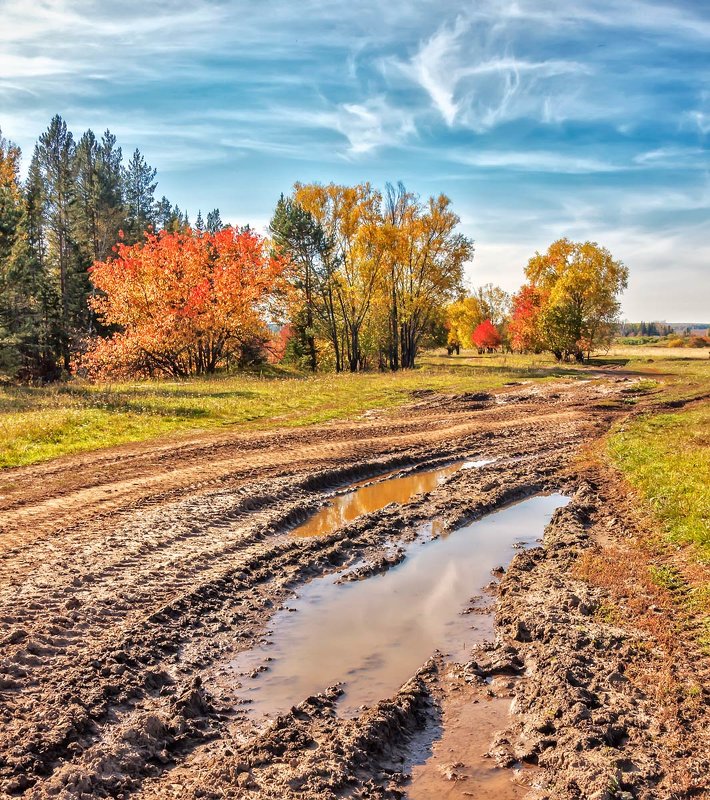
270;182;473;371
0;118;224;380
618;321;675;337
1;120;629;381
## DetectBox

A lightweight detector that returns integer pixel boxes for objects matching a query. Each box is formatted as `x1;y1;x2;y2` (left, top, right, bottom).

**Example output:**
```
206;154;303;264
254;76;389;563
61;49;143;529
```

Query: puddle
291;462;463;538
233;493;569;718
461;457;498;470
408;683;530;800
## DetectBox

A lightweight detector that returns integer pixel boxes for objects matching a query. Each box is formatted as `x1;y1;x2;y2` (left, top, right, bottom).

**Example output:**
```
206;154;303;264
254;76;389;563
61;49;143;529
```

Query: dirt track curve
0;377;707;800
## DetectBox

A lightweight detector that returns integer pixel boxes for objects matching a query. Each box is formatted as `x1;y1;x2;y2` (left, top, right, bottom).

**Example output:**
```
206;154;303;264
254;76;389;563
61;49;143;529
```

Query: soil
0;377;707;799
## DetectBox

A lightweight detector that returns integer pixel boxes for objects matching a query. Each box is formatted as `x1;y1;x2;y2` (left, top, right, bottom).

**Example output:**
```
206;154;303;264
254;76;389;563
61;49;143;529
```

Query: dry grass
0;360;566;469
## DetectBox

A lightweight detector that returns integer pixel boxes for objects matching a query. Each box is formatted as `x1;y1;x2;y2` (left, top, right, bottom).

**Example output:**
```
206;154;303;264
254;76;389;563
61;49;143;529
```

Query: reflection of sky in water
461;458;498;470
291;463;462;538
234;494;569;718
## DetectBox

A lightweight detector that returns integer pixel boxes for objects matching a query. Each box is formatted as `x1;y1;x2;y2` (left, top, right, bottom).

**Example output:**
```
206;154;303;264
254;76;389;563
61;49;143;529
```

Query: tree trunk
305;262;317;372
389;283;399;371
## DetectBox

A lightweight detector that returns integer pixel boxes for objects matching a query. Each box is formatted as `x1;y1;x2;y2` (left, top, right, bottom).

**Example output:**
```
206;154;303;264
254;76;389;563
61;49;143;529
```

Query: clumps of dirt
153;663;439;799
336;548;407;583
484;486;709;799
14;677;224;798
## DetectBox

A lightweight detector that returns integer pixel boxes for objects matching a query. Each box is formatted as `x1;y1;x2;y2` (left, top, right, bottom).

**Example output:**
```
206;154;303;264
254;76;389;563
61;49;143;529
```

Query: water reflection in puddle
291;462;463;538
461;458;498;470
234;493;569;718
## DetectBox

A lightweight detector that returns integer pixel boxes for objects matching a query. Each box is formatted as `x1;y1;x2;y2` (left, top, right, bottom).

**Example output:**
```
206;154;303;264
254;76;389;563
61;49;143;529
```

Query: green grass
2;346;707;472
0;357;567;470
608;402;710;561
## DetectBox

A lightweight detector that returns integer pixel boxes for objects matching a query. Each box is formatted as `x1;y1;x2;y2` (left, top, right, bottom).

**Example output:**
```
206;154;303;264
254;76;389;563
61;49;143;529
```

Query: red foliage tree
471;319;501;352
508;284;545;352
83;227;290;377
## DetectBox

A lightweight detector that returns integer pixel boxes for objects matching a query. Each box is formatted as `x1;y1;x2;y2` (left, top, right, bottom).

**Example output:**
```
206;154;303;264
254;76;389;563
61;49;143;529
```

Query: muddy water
291;462;463;538
234;493;569;718
408;680;529;800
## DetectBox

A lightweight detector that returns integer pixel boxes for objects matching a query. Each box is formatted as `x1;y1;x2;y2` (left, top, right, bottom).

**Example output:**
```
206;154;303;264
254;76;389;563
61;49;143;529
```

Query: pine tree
123;148;157;242
195;210;205;232
154;195;173;231
36;115;83;369
96;130;126;260
206;208;223;233
9;151;62;379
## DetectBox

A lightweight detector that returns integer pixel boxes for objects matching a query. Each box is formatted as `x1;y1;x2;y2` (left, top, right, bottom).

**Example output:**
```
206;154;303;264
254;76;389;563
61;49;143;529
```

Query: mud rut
0;379;704;799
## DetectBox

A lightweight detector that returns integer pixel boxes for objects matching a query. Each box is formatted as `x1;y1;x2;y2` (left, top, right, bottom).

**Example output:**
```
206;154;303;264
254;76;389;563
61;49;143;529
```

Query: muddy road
0;378;707;799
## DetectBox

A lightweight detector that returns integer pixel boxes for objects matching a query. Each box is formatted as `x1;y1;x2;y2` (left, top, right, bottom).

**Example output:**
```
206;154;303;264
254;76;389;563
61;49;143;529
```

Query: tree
472;319;501;352
294;182;385;372
508;284;545;352
0;129;25;373
84;227;289;377
206;208;224;233
524;238;628;361
74;129;126;332
269;195;334;372
446;295;483;354
123;148;157;242
154;195;173;231
36;115;84;369
381;185;472;369
473;283;510;327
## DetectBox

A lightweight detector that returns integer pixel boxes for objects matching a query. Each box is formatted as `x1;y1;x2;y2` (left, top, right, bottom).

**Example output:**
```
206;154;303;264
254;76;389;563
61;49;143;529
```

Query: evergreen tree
96;130;126;259
9;151;62;379
36;115;83;369
0;136;60;379
123;148;157;242
206;208;223;233
195;210;205;231
269;195;333;371
154;195;173;231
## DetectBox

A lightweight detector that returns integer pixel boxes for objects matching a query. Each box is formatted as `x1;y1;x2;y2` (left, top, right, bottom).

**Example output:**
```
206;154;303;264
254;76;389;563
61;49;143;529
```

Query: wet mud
0;377;707;799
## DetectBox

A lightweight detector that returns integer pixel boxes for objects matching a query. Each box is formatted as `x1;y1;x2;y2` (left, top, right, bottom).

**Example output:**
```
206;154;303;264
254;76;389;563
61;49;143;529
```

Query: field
1;348;708;470
0;352;708;799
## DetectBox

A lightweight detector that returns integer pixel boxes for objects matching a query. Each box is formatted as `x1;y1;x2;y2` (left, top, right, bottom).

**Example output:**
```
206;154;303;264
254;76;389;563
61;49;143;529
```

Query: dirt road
0;378;707;799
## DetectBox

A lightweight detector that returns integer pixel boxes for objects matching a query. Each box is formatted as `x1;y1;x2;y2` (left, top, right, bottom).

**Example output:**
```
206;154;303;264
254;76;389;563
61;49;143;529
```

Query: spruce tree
206;208;223;233
36;115;83;369
123;148;157;242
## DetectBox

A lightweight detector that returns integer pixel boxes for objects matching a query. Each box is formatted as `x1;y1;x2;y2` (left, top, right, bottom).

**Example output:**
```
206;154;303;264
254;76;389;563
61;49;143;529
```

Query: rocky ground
0;376;707;799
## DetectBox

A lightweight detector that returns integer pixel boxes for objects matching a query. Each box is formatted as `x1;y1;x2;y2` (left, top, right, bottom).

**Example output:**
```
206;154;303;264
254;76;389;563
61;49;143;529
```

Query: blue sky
2;0;708;320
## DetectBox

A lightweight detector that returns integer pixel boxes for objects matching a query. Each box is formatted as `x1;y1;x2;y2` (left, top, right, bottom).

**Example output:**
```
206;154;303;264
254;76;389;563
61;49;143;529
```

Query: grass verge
2;347;707;471
0;359;562;469
608;403;710;561
607;401;710;651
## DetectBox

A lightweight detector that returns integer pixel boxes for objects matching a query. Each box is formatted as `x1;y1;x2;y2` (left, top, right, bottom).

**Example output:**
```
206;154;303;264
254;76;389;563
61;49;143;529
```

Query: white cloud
452;149;621;174
307;97;417;155
389;15;592;130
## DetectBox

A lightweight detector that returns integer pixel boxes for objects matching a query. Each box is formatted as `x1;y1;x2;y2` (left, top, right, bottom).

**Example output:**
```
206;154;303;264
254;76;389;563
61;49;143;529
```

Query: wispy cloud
315;97;417;155
387;16;589;130
453;150;623;174
1;0;708;318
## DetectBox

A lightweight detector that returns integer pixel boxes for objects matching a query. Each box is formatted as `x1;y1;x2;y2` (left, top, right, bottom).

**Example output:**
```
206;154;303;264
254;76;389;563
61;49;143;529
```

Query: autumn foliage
509;239;628;361
508;285;546;352
471;319;501;352
83;227;289;377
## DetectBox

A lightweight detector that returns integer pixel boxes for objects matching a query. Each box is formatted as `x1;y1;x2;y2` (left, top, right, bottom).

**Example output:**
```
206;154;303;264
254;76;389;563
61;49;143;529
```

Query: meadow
1;348;708;470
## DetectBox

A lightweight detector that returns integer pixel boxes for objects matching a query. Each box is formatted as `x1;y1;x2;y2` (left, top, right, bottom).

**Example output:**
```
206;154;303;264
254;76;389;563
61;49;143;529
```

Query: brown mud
0;378;707;799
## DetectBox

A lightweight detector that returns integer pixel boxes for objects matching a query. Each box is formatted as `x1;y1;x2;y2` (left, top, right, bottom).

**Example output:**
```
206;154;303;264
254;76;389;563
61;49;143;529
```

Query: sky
1;0;708;321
